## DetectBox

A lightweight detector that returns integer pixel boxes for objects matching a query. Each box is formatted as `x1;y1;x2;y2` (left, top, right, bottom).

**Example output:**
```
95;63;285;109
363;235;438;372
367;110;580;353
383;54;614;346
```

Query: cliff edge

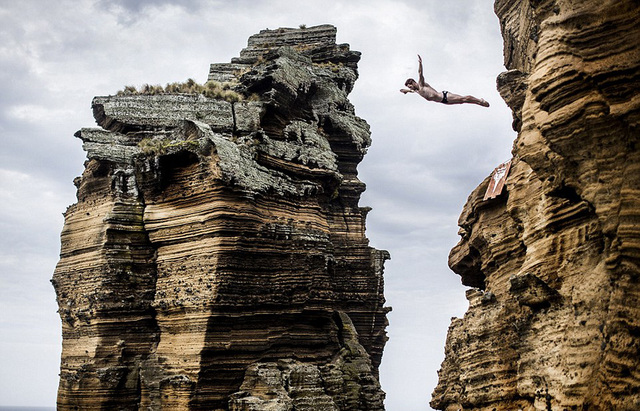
52;25;389;410
432;1;640;410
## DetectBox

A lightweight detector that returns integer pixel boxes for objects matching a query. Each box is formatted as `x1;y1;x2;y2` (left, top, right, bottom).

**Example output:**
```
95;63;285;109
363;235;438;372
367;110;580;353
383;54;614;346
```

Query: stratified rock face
432;1;640;410
52;24;389;411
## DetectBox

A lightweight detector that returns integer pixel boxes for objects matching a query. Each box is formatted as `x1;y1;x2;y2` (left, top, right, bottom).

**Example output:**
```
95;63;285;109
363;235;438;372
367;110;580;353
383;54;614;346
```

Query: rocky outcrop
432;1;640;410
52;24;389;410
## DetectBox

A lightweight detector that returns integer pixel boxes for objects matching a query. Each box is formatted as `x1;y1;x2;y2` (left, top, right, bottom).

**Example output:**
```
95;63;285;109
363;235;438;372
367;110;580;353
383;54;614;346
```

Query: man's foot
480;99;490;107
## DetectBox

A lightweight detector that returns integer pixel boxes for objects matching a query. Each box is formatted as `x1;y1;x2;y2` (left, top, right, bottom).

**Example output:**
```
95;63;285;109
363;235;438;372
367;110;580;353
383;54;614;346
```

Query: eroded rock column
53;25;389;410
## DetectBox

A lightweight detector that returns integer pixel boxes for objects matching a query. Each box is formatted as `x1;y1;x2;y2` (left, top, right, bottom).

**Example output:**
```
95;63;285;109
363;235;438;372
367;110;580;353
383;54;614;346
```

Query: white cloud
7;104;76;123
0;169;65;406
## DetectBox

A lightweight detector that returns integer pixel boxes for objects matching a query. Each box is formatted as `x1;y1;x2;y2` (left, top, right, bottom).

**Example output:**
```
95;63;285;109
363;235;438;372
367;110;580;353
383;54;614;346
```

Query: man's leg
445;91;490;107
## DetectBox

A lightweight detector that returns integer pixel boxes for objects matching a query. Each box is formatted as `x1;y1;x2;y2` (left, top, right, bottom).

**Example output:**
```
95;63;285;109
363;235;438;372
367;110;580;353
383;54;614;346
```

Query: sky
0;0;515;409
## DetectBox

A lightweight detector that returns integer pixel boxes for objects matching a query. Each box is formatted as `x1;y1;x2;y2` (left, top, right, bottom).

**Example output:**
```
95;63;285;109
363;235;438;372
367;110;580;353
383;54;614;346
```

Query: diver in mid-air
400;55;490;107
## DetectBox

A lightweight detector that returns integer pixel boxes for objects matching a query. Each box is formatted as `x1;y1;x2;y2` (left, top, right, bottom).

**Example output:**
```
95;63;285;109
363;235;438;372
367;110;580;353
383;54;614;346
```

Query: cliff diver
400;54;490;107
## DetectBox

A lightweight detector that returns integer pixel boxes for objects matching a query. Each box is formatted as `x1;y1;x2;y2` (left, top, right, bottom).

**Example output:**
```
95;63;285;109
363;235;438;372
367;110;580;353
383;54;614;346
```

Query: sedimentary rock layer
53;24;389;410
432;1;640;410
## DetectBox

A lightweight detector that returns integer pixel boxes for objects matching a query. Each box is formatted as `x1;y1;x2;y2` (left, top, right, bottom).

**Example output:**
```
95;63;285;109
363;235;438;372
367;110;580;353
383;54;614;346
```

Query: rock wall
53;25;389;410
432;1;640;410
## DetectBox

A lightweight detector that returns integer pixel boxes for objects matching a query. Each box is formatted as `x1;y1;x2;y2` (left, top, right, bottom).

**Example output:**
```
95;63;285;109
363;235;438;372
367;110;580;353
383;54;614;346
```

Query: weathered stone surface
229;313;384;411
432;1;640;410
93;94;235;133
497;69;528;131
53;25;389;410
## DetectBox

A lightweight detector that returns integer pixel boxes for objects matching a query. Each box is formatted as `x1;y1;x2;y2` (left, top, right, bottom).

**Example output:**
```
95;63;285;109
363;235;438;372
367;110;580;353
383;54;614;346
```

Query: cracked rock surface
53;24;389;411
432;1;640;410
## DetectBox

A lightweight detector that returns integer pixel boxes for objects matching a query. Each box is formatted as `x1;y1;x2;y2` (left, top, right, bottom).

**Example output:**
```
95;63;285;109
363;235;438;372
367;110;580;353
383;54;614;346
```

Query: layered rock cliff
53;25;389;410
432;0;640;410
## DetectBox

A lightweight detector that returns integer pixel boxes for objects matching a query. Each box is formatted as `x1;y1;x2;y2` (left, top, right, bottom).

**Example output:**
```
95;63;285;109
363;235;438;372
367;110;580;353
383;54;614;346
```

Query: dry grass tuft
117;79;248;102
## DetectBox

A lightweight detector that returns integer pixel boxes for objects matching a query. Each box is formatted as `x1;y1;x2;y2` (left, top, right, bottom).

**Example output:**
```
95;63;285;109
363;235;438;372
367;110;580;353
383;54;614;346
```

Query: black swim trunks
441;90;449;104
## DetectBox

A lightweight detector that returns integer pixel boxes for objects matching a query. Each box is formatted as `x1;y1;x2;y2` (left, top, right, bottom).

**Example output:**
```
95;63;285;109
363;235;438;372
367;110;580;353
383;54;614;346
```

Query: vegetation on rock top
116;78;258;102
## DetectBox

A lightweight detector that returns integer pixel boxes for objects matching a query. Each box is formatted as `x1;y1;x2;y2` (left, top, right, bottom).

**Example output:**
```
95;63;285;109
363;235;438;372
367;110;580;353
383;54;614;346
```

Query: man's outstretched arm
400;88;414;94
417;54;426;87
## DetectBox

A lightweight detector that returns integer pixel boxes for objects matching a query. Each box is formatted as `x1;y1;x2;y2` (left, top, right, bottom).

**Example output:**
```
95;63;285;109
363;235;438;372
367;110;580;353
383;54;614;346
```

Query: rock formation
432;0;640;410
52;24;389;410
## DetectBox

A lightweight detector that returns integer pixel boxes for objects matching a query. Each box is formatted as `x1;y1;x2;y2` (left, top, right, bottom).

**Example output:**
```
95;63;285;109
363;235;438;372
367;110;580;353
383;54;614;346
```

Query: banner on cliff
483;160;511;201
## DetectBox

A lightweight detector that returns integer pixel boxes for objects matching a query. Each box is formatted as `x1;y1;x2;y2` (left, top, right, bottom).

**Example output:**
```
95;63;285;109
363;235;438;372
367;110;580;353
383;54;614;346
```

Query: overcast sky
0;1;515;409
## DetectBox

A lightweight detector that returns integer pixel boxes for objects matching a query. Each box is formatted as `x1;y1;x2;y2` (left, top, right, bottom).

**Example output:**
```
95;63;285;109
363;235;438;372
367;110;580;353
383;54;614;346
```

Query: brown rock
433;0;640;410
52;25;389;410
